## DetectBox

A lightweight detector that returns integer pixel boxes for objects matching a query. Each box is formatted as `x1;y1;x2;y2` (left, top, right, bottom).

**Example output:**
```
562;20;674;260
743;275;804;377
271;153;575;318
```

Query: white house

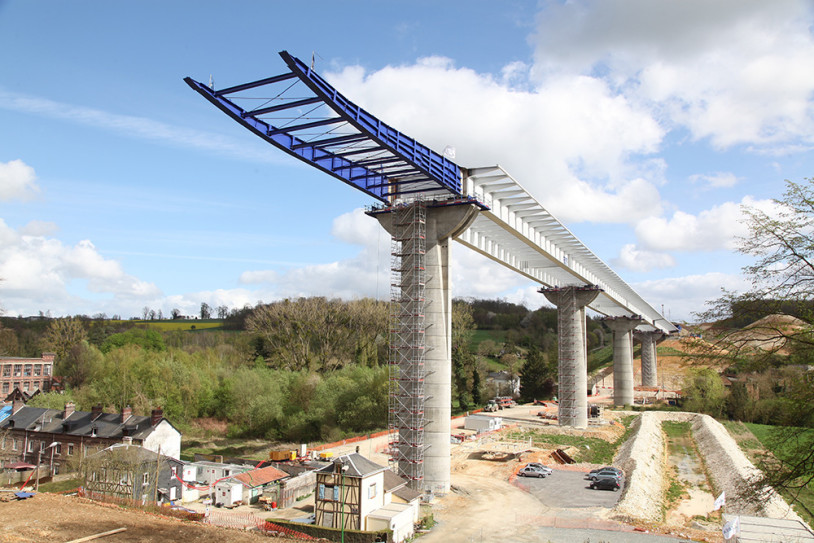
314;453;419;543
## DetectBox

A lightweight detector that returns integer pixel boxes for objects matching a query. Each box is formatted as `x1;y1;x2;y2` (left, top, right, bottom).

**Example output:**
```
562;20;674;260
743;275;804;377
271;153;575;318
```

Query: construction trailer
464;415;502;434
214;479;243;508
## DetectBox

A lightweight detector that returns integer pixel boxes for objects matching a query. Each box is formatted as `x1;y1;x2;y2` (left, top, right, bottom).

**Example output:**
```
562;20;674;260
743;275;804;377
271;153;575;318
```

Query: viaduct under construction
185;51;678;496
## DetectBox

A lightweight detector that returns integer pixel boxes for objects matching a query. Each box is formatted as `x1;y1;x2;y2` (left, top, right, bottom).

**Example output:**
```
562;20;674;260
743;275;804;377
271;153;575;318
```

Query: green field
109;319;224;331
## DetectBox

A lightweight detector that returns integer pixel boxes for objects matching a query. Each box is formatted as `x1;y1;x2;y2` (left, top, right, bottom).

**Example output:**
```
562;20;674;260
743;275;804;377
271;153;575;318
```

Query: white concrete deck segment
457;165;677;334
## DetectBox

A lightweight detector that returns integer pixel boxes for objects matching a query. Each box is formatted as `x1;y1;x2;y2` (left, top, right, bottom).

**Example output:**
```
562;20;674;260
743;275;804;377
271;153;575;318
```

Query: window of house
27;441;35;453
23;365;31;376
143;472;150;486
43;365;51;376
55;443;62;454
13;364;21;376
318;483;325;500
2;365;10;377
2;383;8;393
34;365;41;376
12;439;19;451
22;382;29;392
32;381;40;390
0;437;5;449
67;444;74;456
12;382;20;391
333;486;340;501
368;482;377;499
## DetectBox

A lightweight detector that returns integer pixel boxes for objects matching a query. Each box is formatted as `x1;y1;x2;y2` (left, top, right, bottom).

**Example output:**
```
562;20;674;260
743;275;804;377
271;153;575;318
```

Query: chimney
121;405;132;423
91;404;103;421
64;402;75;419
11;395;25;415
150;407;163;426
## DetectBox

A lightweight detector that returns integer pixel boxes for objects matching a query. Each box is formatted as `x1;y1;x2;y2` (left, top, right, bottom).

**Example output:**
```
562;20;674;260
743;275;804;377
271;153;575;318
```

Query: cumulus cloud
531;0;814;150
614;243;676;272
0;219;161;316
635;196;776;252
633;272;750;322
326;58;664;224
0;159;40;201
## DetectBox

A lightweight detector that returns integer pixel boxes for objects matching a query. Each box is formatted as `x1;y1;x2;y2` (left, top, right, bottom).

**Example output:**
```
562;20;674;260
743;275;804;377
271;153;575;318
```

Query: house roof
315;453;387;478
0;405;163;441
232;465;289;487
87;443;182;467
382;469;422;502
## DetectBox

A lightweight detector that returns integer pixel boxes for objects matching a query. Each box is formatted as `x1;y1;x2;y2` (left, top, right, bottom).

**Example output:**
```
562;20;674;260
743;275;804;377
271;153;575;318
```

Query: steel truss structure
387;199;427;485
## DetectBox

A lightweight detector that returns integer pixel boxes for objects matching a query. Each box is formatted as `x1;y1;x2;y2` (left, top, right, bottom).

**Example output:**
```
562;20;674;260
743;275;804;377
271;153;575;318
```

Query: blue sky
1;0;813;322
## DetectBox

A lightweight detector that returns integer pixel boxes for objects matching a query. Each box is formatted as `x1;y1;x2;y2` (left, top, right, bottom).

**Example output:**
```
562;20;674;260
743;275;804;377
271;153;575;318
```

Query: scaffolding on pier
387;199;427;488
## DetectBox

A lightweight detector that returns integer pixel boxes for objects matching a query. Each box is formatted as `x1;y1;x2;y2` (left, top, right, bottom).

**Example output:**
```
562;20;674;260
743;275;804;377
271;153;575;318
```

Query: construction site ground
0;338;748;542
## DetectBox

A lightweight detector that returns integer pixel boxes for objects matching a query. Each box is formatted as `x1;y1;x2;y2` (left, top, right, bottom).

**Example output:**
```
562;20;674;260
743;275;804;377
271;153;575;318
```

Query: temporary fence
204;509;317;540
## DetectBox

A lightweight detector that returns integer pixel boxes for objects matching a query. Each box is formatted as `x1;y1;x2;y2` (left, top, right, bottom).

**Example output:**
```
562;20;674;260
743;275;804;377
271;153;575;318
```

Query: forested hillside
1;297;600;443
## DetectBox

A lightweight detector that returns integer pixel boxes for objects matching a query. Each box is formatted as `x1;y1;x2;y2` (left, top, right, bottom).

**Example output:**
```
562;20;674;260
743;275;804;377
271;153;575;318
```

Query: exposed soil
0;493;290;543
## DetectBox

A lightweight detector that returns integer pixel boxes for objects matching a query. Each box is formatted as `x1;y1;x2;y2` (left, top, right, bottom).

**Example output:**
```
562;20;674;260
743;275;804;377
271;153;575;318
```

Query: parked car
518;466;549;478
587;467;623;481
587;466;622;477
524;463;553;476
589;477;621;491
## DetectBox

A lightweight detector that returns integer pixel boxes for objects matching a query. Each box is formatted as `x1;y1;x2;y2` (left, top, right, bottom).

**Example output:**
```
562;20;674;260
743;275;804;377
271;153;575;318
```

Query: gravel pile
611;412;665;522
692;414;804;522
608;411;806;527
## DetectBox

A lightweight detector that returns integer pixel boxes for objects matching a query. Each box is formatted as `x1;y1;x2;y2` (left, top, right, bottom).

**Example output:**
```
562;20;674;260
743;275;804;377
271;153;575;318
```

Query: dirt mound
724;313;811;354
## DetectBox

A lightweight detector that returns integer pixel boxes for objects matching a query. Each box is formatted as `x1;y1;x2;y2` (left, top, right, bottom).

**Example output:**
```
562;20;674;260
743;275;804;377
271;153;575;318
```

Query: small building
215;464;289;507
314;453;419;543
464;414;502;433
83;444;184;505
486;370;520;397
0;353;55;396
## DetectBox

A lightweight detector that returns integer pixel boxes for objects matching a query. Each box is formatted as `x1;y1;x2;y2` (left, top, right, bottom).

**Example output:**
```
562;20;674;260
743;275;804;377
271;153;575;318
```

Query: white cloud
689;172;739;189
0;90;285;165
0;219;161;317
633;272;750;322
635;196;777;252
614;243;676;272
531;0;814;150
0;159;40;201
326;58;664;224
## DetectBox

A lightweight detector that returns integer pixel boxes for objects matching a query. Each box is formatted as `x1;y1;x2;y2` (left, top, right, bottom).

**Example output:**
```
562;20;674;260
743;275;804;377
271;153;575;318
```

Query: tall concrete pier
635;330;664;387
540;285;602;429
604;316;643;406
376;201;479;494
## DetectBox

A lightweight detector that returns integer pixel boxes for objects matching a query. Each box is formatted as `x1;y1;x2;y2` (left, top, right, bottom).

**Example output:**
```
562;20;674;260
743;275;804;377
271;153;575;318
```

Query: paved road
514;469;623;508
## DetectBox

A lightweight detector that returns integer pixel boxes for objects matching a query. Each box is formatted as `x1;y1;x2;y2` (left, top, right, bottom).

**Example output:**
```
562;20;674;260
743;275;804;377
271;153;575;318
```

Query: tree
217;305;229;319
200;303;212;319
171;308;181;319
42;317;88;365
702;178;814;506
471;367;483;405
519;346;555;402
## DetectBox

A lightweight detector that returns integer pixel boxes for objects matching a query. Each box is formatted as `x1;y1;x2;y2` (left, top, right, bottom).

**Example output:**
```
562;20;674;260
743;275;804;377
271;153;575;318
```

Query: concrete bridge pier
604;316;644;406
540;285;602;429
375;201;479;494
634;330;665;388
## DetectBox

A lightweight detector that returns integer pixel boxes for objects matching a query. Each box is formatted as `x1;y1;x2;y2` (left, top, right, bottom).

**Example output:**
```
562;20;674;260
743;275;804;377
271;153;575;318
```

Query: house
314;453;419;543
487;370;520;397
0;353;55;396
83;443;184;504
0;402;181;475
214;464;289;507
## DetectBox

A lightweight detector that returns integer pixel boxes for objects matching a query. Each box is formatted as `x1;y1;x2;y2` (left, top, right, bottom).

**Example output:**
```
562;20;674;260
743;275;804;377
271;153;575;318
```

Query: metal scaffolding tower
388;199;427;487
